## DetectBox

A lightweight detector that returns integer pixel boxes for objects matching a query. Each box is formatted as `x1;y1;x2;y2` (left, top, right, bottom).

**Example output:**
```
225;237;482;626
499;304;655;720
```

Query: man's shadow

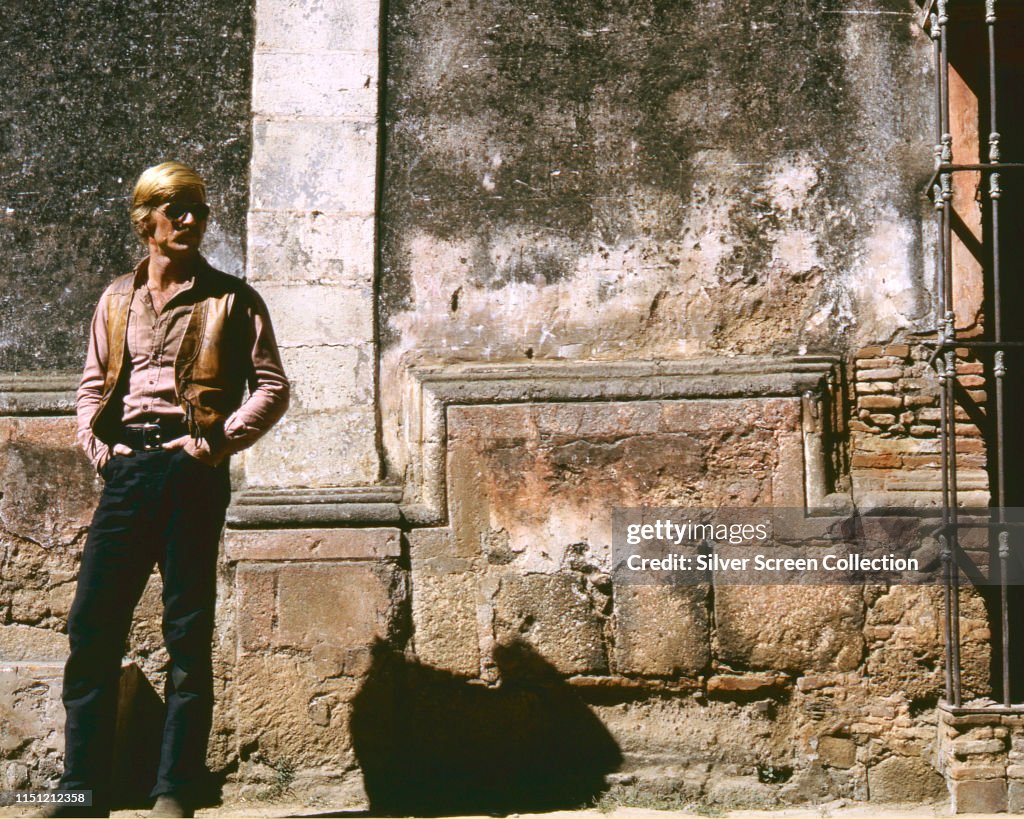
349;639;623;816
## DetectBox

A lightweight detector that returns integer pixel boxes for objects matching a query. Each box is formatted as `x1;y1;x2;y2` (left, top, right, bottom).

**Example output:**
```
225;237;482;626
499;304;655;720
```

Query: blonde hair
129;161;207;239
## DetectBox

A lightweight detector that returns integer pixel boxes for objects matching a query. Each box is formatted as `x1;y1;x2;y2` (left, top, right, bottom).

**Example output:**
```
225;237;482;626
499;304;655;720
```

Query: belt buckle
128;422;163;451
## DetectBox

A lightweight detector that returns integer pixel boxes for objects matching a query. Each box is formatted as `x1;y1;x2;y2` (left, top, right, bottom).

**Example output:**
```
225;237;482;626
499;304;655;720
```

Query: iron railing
921;0;1024;707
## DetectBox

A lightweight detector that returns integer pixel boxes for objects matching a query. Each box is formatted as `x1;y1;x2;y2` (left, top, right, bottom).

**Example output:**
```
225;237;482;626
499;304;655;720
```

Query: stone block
858;395;902;410
948;763;1005;780
280;344;375;411
706;775;778;808
242;408;379;488
707;673;787;694
255;0;380;52
407;528;453;560
236;562;404;675
818;736;856;769
411;571;480;677
493;573;607;675
0;663;64;771
235;652;361;768
613;585;709;676
254;51;378;120
885;468;987;492
126;572;169;668
236;566;277;652
1009;779;1024;812
225;528;401;562
858;368;903;381
278;563;401;659
851;452;901;469
951;778;1007;813
258;283;374;347
868;755;947;803
958;362;985;375
0;417;98;549
953;738;1006;757
0;625;67;663
247;211;375;287
863;587;945;700
856;436;942;454
252;119;377;213
715;586;864;672
447;398;798;565
856;380;895;393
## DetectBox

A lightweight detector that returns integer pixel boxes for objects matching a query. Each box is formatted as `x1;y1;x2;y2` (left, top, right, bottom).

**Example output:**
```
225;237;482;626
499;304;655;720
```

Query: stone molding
400;356;843;525
0;372;78;415
228;486;402;527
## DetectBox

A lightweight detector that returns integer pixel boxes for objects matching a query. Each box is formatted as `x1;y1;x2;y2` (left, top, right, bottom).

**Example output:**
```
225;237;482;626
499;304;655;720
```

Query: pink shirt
77;257;289;469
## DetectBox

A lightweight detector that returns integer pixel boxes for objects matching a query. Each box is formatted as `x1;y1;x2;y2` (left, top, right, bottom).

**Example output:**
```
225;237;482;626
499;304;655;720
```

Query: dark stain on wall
0;0;253;371
381;0;853;337
380;0;934;353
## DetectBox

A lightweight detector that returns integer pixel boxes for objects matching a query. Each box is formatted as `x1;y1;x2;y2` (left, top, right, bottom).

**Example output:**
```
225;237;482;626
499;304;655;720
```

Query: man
54;162;289;818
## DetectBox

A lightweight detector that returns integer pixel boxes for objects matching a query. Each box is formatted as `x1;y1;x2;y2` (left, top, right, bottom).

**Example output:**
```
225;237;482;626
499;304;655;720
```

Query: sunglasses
160;201;210;221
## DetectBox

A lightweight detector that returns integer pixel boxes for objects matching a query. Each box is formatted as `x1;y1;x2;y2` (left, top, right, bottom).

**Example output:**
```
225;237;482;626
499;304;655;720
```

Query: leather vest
90;260;253;448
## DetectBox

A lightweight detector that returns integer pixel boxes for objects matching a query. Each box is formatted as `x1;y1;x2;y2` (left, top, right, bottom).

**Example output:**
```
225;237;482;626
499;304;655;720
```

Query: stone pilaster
245;0;382;490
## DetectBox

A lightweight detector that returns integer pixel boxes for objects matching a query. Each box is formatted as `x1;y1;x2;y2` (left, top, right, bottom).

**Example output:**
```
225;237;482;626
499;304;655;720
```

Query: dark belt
119;420;189;451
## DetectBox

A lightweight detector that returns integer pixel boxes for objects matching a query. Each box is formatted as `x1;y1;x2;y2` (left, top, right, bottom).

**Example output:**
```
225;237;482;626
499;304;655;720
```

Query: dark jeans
59;448;230;809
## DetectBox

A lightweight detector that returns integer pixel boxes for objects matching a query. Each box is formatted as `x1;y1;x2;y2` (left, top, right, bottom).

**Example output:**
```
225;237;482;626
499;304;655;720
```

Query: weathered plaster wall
0;0;253;370
381;1;931;372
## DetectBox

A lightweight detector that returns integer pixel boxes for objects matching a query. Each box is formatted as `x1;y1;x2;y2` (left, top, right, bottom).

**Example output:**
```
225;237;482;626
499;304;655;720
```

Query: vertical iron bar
932;6;954;706
1001;528;1011;705
936;0;964;707
987;0;1010;705
939;0;953;315
933;12;946;328
942;532;954;704
939;353;956;705
947;348;963;706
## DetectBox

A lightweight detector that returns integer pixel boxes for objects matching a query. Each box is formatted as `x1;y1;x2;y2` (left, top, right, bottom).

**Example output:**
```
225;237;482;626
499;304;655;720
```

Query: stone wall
0;0;1008;813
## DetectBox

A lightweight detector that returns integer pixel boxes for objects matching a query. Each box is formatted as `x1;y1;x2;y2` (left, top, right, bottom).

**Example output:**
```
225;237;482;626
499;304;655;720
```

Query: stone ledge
228;486;403;528
0;372;78;415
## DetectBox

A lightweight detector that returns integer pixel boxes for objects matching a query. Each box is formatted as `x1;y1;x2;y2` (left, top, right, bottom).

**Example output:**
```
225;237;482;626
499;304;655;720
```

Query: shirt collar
131;254;209;293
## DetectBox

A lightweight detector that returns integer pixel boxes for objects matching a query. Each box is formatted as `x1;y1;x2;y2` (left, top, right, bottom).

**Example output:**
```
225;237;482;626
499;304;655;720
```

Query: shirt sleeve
76;293;113;471
219;289;290;457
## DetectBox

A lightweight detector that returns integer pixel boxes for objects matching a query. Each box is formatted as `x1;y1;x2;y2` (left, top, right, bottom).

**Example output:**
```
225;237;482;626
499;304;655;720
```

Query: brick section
931;708;1024;812
850;345;989;505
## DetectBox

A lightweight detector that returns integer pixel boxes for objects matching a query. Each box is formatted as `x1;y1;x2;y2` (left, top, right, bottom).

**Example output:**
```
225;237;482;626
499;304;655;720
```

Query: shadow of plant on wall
350;638;623;816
